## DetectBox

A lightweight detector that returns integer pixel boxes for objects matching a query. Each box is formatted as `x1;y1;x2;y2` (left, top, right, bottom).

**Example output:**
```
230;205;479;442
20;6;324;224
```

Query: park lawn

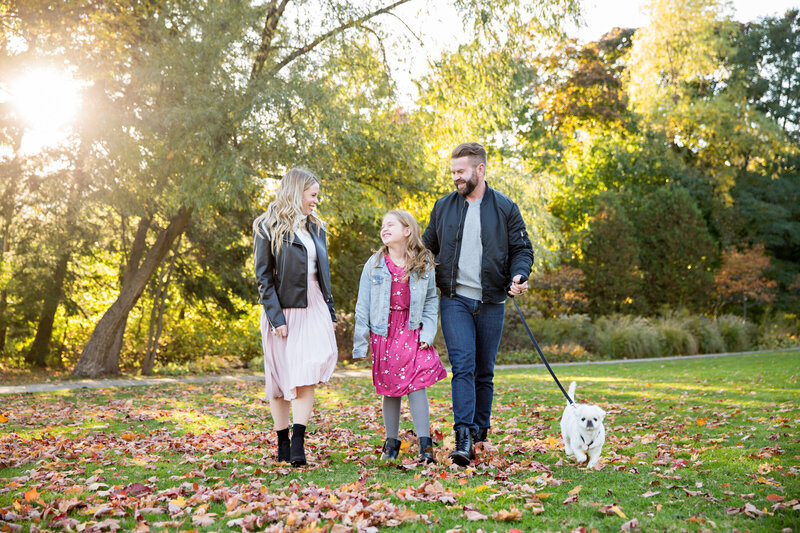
1;351;798;532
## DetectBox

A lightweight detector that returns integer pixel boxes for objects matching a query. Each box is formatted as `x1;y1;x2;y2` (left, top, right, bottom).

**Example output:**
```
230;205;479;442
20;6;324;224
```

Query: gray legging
382;389;430;439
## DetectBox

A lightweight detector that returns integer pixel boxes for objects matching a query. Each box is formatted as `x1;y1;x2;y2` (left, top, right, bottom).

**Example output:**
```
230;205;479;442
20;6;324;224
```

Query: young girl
353;210;446;463
253;168;338;467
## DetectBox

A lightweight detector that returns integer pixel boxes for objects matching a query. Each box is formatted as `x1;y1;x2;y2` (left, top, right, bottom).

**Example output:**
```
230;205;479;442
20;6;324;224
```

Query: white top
456;196;483;301
295;225;318;276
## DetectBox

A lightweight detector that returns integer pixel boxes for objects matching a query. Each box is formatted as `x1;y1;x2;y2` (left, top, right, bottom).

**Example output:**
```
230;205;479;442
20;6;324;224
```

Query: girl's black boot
290;424;307;467
277;427;290;463
418;436;436;464
381;438;402;460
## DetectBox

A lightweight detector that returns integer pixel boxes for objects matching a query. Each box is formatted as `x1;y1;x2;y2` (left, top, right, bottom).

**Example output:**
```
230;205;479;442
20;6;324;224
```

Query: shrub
715;314;755;352
594;315;661;359
528;314;594;347
683;316;726;353
495;343;595;365
757;312;800;349
654;316;698;356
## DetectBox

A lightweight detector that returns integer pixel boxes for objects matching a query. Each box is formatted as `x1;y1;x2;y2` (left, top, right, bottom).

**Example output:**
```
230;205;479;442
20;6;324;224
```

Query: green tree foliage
550;130;687;242
68;0;430;377
624;0;787;189
582;192;644;315
415;41;563;270
632;187;717;311
730;166;800;311
731;9;800;143
534;28;635;135
530;265;587;318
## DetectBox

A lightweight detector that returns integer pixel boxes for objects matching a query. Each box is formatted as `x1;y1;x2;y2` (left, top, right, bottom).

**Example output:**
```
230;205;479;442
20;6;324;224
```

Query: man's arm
507;202;534;281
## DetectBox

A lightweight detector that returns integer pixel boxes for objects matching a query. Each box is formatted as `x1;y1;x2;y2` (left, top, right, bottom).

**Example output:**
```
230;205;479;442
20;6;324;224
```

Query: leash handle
511;276;574;405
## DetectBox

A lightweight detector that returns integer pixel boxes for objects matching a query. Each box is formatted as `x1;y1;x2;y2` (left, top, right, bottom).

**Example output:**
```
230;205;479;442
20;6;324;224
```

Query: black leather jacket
422;184;534;303
253;220;336;328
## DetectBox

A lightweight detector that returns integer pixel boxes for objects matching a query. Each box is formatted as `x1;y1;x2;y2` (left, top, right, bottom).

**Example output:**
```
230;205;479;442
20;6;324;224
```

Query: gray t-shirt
455;197;483;301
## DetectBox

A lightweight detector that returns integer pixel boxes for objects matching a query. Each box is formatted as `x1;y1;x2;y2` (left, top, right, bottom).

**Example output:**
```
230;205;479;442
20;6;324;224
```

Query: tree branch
250;0;291;81
266;0;412;78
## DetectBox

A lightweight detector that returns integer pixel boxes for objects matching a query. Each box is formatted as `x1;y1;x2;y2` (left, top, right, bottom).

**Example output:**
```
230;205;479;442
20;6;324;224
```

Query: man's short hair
451;142;487;168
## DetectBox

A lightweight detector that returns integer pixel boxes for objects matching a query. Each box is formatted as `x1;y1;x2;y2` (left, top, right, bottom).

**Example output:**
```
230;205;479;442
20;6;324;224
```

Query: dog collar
580;426;603;447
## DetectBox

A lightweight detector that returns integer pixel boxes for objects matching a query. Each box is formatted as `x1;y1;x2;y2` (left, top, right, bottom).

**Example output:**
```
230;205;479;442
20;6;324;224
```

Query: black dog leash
511;276;574;406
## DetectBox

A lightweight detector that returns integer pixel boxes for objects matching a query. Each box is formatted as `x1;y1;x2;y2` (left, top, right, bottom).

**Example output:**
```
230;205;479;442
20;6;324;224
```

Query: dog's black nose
586;420;593;428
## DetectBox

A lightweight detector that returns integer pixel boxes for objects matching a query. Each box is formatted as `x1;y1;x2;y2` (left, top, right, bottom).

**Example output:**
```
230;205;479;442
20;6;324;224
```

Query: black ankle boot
418;436;436;464
471;427;489;444
290;424;307;467
449;427;473;466
381;438;402;460
277;427;290;463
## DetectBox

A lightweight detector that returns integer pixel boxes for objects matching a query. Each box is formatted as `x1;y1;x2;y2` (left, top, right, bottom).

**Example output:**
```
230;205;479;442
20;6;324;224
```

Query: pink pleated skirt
260;275;338;401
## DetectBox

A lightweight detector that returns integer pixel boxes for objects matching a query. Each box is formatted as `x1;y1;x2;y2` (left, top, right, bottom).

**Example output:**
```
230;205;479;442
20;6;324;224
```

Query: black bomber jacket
421;183;534;303
253;220;336;328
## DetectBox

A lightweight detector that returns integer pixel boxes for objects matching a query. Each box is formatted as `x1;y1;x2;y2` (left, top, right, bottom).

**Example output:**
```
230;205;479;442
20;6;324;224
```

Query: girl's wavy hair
371;210;435;280
253;168;324;255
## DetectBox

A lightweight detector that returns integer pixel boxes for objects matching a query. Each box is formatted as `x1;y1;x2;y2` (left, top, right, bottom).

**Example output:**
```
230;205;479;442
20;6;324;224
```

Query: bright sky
569;0;798;41
387;0;799;106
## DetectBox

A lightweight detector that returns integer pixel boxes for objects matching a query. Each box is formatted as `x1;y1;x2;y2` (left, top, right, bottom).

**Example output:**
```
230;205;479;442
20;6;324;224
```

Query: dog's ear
599;408;607;420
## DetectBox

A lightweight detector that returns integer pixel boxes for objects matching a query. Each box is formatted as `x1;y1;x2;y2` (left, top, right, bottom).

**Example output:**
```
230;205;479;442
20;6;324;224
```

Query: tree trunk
0;227;9;352
103;216;152;375
0;290;7;353
26;251;71;366
0;138;21;354
142;239;180;375
73;206;192;378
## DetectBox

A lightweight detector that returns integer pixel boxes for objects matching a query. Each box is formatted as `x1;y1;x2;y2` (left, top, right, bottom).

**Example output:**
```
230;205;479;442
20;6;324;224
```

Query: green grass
1;351;799;532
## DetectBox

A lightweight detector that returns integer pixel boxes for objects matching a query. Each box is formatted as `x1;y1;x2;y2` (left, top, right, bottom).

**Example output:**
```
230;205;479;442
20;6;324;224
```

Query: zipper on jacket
450;197;467;297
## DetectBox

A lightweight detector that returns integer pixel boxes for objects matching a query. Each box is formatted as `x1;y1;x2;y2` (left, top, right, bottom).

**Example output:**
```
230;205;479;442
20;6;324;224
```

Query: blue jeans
440;294;505;432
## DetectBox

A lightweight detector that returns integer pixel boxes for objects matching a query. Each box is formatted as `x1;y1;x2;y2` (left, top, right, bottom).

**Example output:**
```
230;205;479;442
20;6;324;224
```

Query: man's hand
419;342;429;350
508;274;528;297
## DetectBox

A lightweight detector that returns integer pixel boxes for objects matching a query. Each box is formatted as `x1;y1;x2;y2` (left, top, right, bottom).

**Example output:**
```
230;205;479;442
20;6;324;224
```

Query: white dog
560;382;606;468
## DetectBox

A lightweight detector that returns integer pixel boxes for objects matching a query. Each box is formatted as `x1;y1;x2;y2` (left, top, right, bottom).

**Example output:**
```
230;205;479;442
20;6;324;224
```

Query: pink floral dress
370;255;447;397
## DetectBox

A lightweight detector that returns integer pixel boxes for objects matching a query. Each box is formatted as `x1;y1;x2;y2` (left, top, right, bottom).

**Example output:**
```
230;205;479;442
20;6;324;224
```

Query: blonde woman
253;168;337;466
352;210;446;463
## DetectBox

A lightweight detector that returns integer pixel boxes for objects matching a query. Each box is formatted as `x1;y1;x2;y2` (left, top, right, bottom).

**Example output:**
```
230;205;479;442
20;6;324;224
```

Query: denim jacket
352;254;438;359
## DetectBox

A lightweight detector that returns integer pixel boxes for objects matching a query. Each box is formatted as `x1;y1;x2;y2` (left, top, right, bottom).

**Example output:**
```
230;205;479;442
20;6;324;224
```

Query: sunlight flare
7;67;82;153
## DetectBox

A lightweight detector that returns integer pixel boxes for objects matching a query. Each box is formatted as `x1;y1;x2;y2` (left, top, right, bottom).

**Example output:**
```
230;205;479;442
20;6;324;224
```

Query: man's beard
456;171;478;196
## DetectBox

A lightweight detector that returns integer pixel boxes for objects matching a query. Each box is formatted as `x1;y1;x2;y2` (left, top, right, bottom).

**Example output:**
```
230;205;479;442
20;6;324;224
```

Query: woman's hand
332;321;338;331
273;325;288;337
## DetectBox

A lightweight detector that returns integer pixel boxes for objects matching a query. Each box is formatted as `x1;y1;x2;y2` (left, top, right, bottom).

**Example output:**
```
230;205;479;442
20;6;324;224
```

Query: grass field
1;350;799;532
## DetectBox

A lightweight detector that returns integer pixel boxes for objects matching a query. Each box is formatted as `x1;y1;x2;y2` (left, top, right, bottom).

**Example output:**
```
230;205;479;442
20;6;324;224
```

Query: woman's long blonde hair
371;210;435;280
253;168;324;255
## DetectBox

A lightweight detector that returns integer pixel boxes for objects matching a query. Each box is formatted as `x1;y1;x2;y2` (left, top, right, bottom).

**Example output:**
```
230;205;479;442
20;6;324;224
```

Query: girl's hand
419;342;429;350
273;325;288;337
